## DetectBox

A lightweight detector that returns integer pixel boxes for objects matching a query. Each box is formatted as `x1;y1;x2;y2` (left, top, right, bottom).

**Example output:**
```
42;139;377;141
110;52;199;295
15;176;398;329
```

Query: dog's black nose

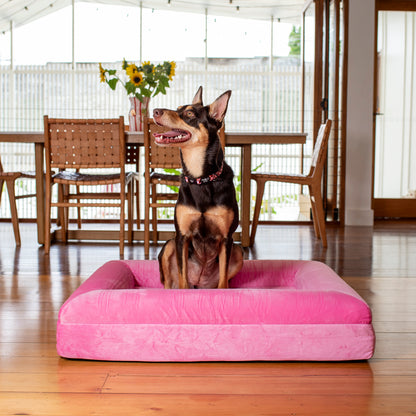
153;108;164;118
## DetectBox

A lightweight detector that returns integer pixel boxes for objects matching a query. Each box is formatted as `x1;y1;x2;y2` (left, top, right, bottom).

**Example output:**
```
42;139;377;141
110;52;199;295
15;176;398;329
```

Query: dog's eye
186;111;194;118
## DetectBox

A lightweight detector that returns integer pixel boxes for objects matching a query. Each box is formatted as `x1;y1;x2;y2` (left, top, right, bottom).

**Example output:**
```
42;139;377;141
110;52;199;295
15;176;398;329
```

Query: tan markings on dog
180;237;190;288
218;242;228;288
180;146;206;178
179;123;209;178
176;204;202;236
160;239;176;288
204;206;235;237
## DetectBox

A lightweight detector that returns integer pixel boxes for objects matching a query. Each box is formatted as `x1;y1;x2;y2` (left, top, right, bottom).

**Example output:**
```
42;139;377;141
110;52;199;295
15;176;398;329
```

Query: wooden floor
0;221;415;415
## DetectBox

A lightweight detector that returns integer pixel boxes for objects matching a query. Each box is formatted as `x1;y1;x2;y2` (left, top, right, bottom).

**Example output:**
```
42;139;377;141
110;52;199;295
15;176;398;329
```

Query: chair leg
144;200;150;259
152;206;158;244
6;179;21;246
0;179;4;203
308;185;321;239
309;184;327;247
127;181;133;244
76;185;82;229
151;183;158;245
119;194;125;258
135;176;140;230
44;182;52;255
250;178;266;246
59;184;67;244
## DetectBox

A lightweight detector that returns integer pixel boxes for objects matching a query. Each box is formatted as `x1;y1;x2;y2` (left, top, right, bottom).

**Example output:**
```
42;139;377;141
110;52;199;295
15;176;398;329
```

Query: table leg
240;144;251;247
35;143;45;245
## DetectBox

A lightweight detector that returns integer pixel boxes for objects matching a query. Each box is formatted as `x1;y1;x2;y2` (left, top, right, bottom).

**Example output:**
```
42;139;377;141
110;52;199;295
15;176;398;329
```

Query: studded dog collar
184;162;224;185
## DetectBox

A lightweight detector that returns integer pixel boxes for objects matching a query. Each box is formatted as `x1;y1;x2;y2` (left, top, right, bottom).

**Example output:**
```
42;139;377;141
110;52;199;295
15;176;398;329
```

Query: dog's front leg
217;238;229;289
176;235;190;289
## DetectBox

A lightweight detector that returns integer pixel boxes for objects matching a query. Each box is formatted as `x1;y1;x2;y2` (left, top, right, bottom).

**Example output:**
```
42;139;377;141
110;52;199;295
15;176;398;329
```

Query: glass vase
128;96;150;131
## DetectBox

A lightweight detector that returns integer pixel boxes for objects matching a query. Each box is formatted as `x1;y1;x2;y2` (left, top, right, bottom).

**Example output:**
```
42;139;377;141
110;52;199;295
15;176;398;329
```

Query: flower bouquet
99;59;176;130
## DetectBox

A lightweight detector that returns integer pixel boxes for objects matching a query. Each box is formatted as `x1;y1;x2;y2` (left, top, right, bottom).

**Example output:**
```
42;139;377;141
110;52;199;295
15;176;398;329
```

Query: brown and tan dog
154;86;243;289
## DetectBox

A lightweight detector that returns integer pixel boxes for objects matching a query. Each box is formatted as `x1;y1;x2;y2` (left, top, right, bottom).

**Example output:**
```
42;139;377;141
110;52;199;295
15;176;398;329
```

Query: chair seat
150;171;181;185
53;171;133;186
20;171;37;179
251;172;310;184
0;172;22;180
2;171;53;179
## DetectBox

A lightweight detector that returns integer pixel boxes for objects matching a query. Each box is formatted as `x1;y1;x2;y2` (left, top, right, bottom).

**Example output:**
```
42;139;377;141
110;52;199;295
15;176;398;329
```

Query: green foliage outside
288;26;301;56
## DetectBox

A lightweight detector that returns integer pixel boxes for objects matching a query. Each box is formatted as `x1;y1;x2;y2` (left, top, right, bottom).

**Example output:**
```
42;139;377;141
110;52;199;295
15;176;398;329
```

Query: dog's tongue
156;130;181;138
153;129;191;144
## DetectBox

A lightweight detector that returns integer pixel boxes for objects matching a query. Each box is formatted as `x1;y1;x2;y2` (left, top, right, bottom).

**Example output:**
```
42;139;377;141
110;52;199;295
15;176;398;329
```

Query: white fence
0;59;310;222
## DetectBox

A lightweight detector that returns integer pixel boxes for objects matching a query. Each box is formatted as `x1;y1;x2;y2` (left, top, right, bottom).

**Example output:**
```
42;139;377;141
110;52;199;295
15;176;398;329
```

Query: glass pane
207;15;269;58
374;11;416;198
142;9;205;61
12;7;72;65
75;4;140;63
302;2;316;172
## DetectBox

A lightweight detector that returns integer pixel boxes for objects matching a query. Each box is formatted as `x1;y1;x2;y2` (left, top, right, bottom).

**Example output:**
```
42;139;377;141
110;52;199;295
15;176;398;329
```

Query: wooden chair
250;120;332;247
43;116;133;256
0;154;37;246
141;117;182;258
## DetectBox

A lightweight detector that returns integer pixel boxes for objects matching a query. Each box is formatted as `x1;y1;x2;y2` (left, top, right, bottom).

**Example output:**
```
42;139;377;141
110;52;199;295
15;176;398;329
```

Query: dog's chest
175;203;234;238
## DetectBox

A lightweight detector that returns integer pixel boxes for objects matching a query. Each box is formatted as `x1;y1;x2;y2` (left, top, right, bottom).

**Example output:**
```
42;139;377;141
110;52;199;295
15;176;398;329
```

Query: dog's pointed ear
209;90;232;123
192;86;203;105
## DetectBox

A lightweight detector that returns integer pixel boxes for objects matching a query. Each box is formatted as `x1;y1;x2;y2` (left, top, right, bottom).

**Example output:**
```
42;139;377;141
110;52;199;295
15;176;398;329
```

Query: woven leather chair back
44;118;124;170
144;118;182;170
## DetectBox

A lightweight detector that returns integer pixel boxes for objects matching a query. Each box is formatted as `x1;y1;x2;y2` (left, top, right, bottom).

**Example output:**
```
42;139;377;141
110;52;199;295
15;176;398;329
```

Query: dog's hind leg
158;239;178;289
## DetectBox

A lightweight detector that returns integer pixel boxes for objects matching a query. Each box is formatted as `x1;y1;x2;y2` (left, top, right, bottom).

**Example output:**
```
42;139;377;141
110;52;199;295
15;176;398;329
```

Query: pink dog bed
57;260;375;361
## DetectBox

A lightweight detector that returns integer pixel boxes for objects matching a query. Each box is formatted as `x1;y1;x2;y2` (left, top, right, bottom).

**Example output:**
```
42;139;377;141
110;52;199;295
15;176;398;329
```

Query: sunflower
99;63;106;83
125;63;139;78
168;61;176;81
142;61;155;75
130;71;143;87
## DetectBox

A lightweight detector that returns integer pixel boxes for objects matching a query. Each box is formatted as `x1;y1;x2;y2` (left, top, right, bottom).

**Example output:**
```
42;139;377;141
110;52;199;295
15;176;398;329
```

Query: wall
345;0;375;226
374;11;416;198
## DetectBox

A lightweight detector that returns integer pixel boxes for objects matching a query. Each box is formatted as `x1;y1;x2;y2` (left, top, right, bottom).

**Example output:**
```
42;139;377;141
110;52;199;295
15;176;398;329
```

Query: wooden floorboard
0;221;416;415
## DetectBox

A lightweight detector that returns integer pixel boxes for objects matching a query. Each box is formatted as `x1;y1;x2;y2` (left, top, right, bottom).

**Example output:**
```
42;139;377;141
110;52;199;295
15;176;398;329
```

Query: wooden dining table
0;131;306;248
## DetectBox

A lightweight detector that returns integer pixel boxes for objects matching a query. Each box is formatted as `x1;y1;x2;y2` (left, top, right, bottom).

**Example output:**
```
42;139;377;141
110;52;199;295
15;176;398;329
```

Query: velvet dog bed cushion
56;260;375;361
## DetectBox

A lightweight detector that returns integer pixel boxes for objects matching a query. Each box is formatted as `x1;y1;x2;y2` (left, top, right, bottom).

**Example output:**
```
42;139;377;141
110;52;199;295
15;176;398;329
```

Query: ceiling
0;0;305;34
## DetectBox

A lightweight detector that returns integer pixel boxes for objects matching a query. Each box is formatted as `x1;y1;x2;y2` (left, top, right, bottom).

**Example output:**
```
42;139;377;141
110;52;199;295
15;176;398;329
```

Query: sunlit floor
0;221;416;415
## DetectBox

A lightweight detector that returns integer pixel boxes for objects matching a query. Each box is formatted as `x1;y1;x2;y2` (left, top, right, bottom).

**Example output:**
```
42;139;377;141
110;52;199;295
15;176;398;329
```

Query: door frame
301;0;348;223
372;0;416;218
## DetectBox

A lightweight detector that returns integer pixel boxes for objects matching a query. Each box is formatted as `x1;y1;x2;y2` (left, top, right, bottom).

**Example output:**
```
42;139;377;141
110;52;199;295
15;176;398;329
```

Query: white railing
0;59;310;222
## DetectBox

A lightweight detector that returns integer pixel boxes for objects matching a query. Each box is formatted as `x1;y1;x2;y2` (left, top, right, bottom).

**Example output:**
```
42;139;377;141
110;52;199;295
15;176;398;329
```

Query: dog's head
152;86;231;148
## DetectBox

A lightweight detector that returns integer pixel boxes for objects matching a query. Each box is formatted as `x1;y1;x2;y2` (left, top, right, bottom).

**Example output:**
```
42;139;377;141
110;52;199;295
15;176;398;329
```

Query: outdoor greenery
288;26;301;56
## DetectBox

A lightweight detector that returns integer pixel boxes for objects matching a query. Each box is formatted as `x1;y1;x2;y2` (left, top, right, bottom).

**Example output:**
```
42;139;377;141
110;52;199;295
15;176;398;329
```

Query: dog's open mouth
153;129;191;144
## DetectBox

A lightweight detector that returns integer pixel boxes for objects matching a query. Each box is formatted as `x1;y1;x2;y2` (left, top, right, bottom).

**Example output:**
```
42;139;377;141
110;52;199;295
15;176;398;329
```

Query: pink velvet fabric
56;260;375;361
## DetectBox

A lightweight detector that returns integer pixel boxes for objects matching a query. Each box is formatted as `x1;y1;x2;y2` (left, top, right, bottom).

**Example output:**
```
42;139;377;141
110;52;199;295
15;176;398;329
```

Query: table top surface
0;131;307;145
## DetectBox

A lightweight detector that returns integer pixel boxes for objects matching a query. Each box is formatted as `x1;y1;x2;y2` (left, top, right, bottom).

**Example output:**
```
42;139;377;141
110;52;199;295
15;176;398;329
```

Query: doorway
373;1;416;217
301;0;347;222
